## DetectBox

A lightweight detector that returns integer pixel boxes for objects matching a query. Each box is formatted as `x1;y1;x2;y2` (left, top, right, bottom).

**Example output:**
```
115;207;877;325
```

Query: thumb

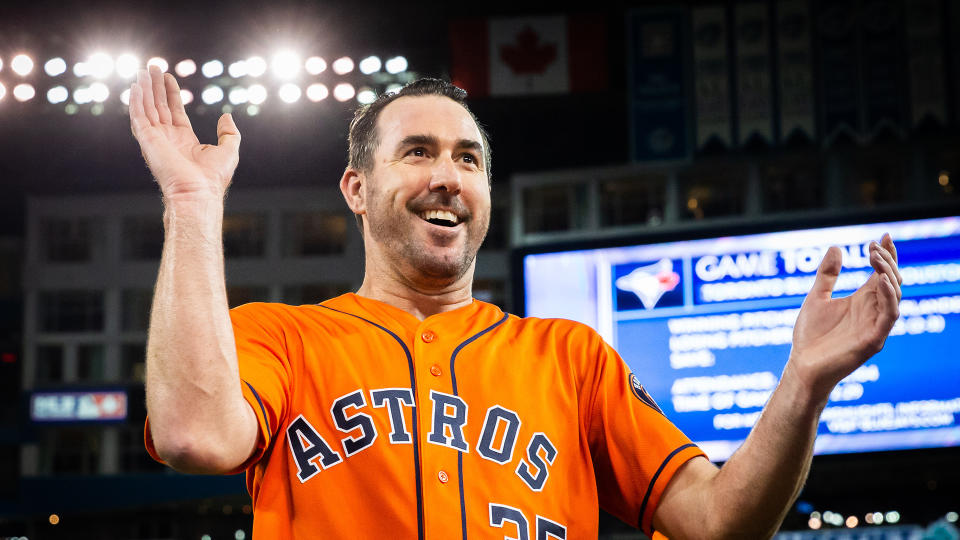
217;113;241;152
810;246;842;299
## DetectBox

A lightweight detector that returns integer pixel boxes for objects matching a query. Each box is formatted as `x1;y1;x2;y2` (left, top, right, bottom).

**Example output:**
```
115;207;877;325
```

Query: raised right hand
129;65;240;200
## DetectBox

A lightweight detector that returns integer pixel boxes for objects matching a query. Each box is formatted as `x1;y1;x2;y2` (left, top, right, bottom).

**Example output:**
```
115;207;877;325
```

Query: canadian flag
449;14;607;97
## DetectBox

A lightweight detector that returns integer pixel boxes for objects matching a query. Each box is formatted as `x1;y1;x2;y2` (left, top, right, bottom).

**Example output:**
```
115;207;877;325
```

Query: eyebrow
397;134;486;163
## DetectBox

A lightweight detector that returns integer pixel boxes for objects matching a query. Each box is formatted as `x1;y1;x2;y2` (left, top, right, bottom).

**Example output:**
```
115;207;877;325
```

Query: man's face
361;95;491;282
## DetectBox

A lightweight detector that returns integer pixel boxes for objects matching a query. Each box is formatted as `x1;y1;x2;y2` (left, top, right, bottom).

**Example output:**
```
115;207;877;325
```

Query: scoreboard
522;215;960;461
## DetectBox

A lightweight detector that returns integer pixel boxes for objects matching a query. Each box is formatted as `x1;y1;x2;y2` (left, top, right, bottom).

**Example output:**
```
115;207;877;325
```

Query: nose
428;155;462;194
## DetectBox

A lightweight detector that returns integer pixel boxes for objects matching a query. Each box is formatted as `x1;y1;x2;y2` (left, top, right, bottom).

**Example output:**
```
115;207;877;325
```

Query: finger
217;113;241;153
874;238;902;287
870;242;902;302
876;273;900;335
137;70;160;126
129;83;149;138
811;246;842;299
164;73;192;129
151;65;172;125
882;233;899;264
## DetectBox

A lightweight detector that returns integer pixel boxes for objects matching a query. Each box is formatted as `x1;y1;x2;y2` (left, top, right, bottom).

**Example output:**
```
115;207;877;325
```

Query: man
129;65;903;539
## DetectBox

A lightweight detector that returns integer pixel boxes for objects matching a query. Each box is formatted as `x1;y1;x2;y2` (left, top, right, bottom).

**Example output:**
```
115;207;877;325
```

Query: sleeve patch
629;373;664;415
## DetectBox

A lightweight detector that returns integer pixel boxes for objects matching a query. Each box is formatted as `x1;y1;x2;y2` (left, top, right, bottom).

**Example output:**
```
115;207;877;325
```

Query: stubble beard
366;191;489;284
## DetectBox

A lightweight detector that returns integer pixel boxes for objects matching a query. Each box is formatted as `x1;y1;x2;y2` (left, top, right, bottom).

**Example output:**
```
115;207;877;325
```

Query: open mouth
418;209;461;228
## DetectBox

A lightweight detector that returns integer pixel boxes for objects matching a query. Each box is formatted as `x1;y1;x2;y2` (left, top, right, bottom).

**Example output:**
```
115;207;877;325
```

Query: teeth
419;210;459;224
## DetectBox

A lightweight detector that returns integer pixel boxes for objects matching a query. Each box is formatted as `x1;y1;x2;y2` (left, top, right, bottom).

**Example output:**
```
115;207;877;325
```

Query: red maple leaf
499;25;557;75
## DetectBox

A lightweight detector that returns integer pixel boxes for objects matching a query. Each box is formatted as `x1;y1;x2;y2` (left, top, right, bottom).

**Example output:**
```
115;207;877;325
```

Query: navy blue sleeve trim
637;442;699;535
243;380;271;447
318;304;425;540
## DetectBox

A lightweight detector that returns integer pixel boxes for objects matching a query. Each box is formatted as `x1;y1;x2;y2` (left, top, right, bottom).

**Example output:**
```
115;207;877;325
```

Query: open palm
129;66;240;199
789;235;902;397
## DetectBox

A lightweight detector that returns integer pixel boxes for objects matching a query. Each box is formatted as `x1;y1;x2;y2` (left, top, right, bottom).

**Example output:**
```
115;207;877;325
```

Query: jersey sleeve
581;329;706;537
144;302;293;473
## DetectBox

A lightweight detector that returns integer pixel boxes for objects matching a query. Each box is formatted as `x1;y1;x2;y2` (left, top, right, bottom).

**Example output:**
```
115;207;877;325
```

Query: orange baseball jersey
146;293;704;539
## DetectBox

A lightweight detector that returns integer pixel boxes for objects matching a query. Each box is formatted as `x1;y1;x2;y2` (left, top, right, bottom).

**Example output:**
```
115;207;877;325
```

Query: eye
461;153;480;166
407;147;428;157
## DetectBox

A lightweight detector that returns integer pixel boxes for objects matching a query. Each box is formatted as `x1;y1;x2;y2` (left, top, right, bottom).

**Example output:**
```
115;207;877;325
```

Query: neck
356;258;475;321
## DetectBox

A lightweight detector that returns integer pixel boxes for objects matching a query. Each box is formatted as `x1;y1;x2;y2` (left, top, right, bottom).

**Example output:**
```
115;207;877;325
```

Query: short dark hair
347;78;492;178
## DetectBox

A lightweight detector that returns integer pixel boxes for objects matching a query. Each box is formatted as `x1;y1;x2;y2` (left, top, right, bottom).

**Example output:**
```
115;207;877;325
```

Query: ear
340;167;366;216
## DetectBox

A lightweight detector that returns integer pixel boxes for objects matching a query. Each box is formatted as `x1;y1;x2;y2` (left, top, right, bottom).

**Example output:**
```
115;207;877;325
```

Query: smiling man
130;67;903;539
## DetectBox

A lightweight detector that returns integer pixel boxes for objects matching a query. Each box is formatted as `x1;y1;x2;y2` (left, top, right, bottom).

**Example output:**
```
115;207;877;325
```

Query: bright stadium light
385;56;408;74
333;82;355;102
11;54;34;76
47;86;68;104
89;82;109;102
306;83;328;102
278;83;301;103
246;104;260;116
228;60;248;78
13;83;35;101
246;56;267;77
88;53;114;79
0;83;5;101
201;85;224;104
359;56;381;75
201;60;223;78
175;59;197;77
147;57;169;72
357;87;376;104
272;50;300;79
305;56;326;75
228;87;248;105
120;87;130;105
247;84;267;105
73;62;91;77
180;89;194;105
44;57;67;77
332;56;354;75
0;57;3;72
74;86;92;104
116;54;139;79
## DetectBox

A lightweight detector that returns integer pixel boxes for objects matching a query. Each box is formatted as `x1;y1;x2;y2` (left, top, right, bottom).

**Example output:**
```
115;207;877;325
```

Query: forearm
146;196;256;473
708;359;826;538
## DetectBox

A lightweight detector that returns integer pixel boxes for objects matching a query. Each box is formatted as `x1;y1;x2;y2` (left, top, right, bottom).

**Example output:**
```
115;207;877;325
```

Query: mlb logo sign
613;258;683;311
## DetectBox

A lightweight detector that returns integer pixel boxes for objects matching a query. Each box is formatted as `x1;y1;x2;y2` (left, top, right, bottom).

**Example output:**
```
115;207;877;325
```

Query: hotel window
38;290;104;332
223;213;267;258
42;428;101;475
599;174;667;227
284;212;348;256
522;184;587;234
679;165;747;220
35;345;64;385
40;217;100;263
121;289;153;333
122;215;164;261
121;343;146;383
760;158;824;212
76;344;106;382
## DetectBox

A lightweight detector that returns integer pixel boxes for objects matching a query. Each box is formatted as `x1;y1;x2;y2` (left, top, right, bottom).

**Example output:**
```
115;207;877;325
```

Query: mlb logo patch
629;373;664;415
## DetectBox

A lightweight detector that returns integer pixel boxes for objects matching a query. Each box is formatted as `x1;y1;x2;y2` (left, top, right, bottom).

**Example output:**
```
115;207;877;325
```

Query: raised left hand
787;234;903;401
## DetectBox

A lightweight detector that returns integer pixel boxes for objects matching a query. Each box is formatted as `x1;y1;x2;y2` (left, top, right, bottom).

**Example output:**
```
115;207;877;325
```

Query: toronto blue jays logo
629;373;663;414
615;258;680;310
